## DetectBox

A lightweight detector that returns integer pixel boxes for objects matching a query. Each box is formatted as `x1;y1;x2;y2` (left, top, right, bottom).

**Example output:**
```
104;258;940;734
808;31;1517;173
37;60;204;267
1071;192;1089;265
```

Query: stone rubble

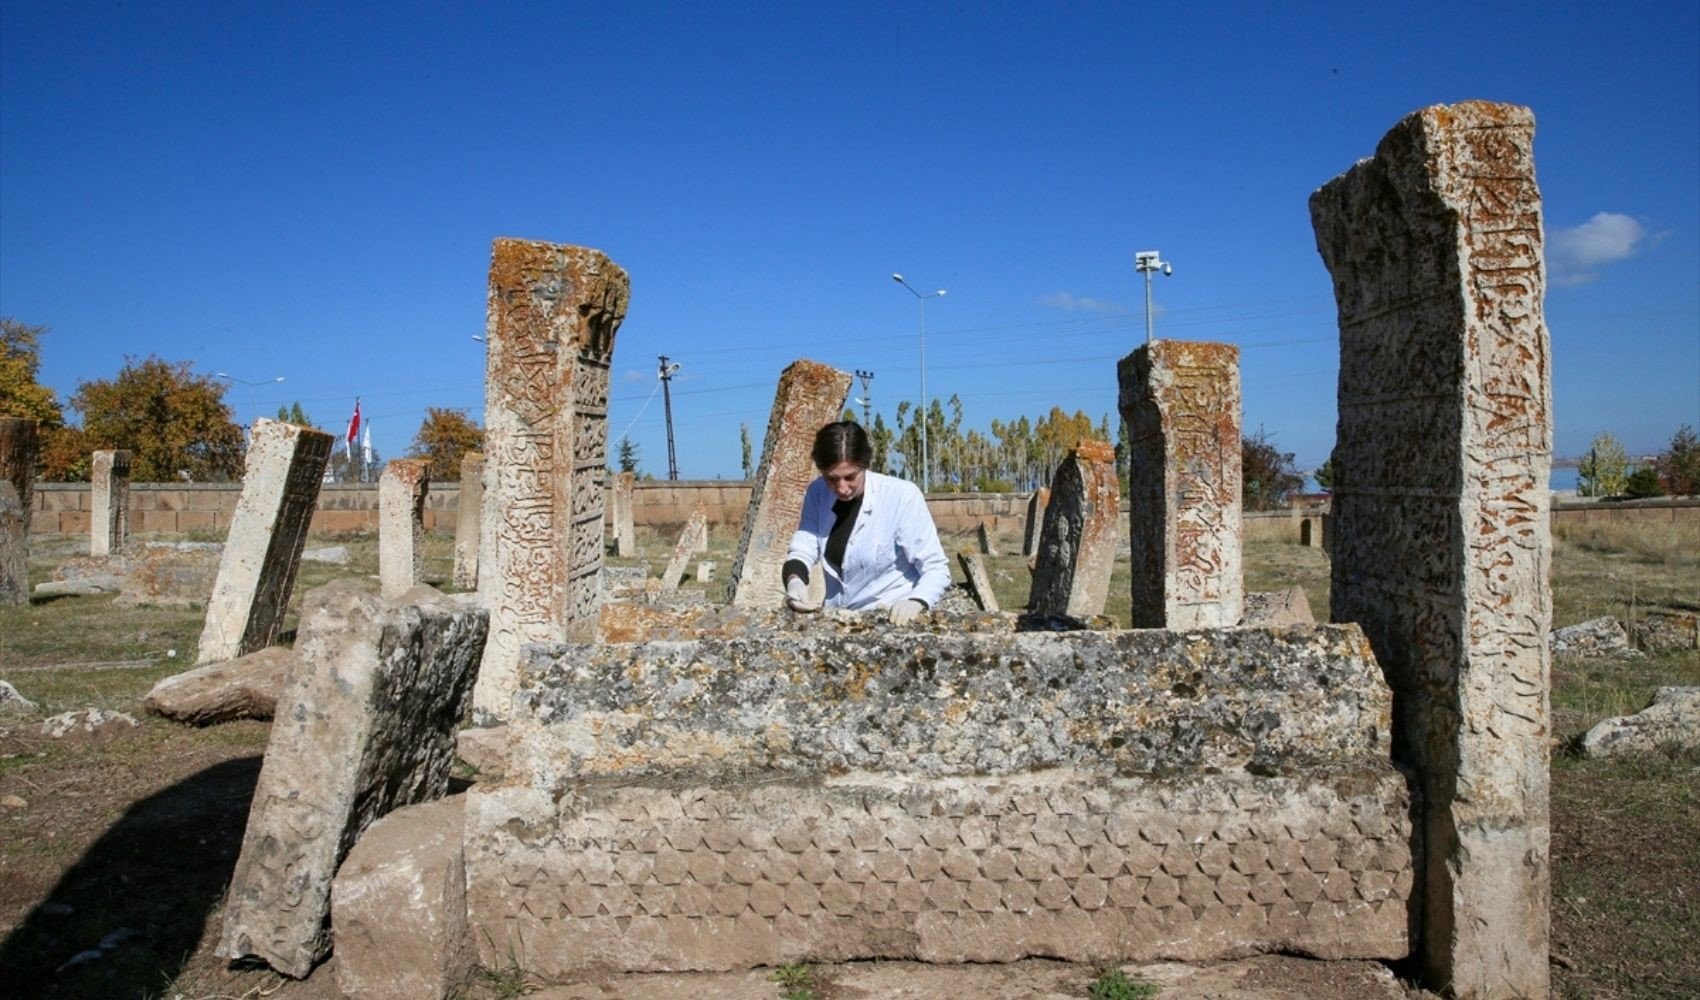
143;646;297;725
1580;686;1700;758
1550;616;1633;658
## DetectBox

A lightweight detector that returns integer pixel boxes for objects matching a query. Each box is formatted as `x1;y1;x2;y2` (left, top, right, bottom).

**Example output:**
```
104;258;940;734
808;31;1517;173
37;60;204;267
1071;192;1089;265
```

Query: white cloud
1550;212;1647;284
1037;291;1127;315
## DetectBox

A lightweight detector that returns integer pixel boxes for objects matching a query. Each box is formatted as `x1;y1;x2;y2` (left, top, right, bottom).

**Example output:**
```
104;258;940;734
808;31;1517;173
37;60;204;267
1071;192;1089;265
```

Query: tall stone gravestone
1311;101;1552;1000
611;470;636;558
1118;340;1244;628
0;418;35;605
379;459;429;599
1026;440;1119;618
957;550;999;612
452;451;483;591
726;360;852;607
197;420;333;664
474;238;628;721
90;449;133;557
0;482;24;607
1021;486;1050;562
660;503;708;590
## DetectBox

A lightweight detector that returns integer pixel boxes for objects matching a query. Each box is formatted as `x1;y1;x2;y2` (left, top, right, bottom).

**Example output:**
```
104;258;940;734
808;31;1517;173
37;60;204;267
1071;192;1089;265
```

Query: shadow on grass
0;755;261;999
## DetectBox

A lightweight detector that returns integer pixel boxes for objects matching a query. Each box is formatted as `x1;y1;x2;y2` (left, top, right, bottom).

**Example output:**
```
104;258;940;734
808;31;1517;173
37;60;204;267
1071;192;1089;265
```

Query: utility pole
658;355;682;480
854;370;875;425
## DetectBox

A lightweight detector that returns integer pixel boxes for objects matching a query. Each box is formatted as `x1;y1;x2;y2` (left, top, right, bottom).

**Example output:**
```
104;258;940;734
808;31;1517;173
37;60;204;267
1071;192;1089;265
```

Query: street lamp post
1133;251;1174;344
891;274;946;492
214;372;286;439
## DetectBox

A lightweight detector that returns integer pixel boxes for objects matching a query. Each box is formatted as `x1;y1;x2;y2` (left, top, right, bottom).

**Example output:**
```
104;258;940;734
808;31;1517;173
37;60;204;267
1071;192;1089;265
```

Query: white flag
362;421;372;467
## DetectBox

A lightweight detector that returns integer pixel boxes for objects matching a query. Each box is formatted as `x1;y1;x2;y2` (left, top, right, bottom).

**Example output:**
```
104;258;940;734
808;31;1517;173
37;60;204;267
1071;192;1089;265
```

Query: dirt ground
2;526;1697;998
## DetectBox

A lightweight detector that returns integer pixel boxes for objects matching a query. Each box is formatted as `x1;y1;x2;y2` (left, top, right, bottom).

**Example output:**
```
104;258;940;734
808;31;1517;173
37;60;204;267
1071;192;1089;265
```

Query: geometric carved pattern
467;771;1411;975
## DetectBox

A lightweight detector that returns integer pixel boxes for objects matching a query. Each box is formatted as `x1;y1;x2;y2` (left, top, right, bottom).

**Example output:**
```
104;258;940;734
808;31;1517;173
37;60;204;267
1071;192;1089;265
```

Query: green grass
1086;966;1158;1000
769;961;817;999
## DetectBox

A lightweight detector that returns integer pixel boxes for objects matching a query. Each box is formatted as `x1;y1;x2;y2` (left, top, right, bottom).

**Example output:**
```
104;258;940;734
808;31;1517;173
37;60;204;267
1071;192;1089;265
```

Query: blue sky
3;1;1696;479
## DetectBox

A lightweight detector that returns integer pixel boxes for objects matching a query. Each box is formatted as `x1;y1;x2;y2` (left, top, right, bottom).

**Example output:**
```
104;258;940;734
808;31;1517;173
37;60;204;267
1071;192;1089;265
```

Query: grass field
1;518;1696;999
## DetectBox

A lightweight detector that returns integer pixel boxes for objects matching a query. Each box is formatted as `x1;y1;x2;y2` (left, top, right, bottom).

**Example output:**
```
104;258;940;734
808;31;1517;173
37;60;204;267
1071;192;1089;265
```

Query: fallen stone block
1551;616;1632;658
0;679;37;714
35;577;122;597
1630;611;1698;653
143;646;297;725
301;545;350;565
1241;587;1316;627
1581;687;1700;758
50;554;131;582
40;709;139;741
216;581;489;978
115;545;221;608
331;795;474;1000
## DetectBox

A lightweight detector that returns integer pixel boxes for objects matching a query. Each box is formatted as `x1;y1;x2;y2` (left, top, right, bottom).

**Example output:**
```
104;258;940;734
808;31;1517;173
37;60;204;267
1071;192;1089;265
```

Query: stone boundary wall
27;482;1697;538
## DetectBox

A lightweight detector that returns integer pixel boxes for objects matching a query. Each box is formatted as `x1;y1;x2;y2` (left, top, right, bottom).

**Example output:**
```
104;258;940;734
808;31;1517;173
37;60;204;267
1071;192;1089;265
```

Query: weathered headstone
216;581;489;978
977;518;998;556
0;419;36;607
452;451;483;591
957;550;999;612
660;504;708;590
1119;340;1244;629
143;646;296;725
196;420;333;664
474;238;629;720
1312;101;1552;999
1022;487;1050;562
695;560;716;583
0;417;37;529
611;470;636;558
90;449;133;557
0;482;26;607
1026;440;1119;618
726;360;853;607
379;459;429;600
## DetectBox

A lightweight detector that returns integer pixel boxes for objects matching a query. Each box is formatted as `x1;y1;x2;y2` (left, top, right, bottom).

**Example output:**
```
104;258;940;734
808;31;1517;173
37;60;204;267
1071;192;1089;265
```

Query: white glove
889;598;927;625
785;576;820;613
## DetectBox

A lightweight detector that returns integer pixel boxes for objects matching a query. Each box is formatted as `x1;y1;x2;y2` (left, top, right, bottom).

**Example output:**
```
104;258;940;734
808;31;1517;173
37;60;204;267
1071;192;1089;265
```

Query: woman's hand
785;576;820;613
888;599;927;625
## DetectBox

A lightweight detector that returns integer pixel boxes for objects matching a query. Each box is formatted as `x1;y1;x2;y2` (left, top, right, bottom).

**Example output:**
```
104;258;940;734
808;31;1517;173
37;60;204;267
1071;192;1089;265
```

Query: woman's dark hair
812;421;873;471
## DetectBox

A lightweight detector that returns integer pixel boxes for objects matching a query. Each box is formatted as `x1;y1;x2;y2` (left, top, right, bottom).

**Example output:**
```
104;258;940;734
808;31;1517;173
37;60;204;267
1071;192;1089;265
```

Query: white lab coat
786;470;951;610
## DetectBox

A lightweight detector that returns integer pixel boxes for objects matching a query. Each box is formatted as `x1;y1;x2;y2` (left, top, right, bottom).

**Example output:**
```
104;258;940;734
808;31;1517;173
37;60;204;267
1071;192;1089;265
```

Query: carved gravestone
611;470;636;558
957;550;999;612
474;238;629;721
91;449;133;557
660;504;708;590
1119;340;1244;628
196;420;333;664
452;451;482;591
1027;440;1119;618
0;417;36;530
379;459;429;599
0;482;25;607
0;418;35;605
1312;101;1552;999
217;581;489;978
726;360;853;607
1022;487;1050;562
977;519;998;556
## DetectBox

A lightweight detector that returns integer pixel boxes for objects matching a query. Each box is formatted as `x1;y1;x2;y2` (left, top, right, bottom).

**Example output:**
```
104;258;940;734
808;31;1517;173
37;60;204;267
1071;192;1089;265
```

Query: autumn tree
0;317;65;426
406;407;483;478
1241;427;1304;511
1658;425;1700;496
1577;432;1629;497
70;356;244;481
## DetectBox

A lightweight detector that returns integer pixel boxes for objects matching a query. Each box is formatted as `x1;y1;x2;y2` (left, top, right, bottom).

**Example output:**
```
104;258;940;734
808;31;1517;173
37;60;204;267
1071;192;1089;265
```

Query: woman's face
823;461;867;501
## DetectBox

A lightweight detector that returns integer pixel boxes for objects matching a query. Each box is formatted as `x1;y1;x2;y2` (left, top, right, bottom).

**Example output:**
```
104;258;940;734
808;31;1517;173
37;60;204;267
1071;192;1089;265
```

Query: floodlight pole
1133;251;1174;344
892;274;946;492
854;369;875;425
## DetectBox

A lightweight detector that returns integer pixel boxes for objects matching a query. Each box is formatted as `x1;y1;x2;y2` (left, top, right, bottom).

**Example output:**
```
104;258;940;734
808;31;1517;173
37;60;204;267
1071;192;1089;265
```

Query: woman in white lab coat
782;421;951;622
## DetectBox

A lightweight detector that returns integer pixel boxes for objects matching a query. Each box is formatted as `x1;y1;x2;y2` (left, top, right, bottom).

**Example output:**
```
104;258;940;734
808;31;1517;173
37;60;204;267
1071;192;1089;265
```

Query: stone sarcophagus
463;624;1413;976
